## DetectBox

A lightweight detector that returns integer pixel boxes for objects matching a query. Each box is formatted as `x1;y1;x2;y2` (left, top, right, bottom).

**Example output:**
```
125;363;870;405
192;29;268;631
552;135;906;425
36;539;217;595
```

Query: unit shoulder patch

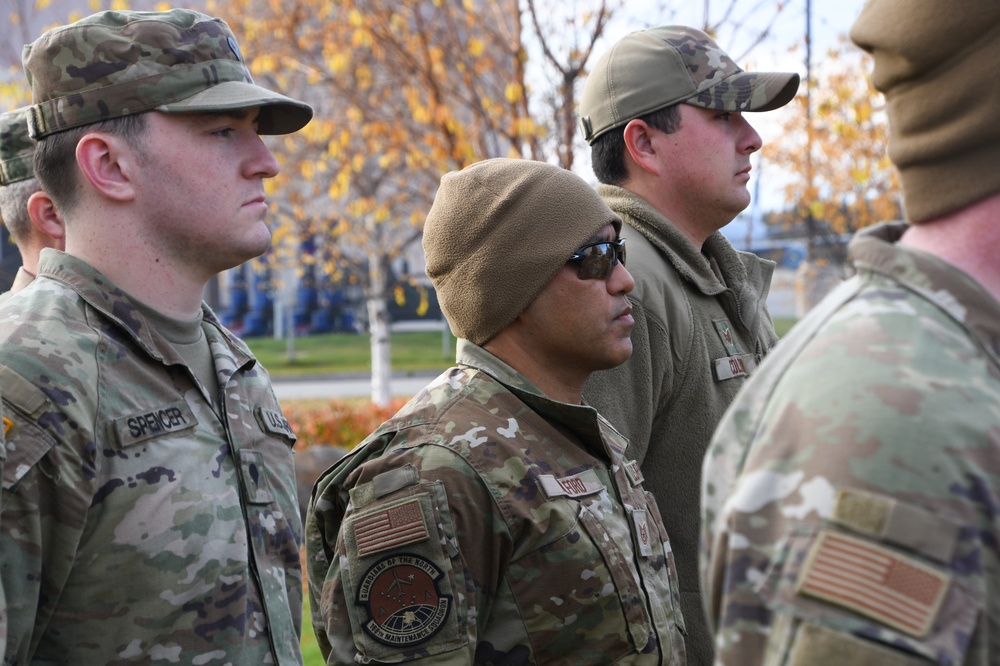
357;553;451;647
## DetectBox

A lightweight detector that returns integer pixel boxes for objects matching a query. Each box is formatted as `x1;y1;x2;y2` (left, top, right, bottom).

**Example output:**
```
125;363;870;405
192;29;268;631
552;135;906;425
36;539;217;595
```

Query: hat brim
157;80;313;135
685;71;800;112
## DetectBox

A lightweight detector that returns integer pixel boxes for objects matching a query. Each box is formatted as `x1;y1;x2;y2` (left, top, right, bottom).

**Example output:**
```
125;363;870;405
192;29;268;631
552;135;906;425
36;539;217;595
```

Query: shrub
282;398;409;451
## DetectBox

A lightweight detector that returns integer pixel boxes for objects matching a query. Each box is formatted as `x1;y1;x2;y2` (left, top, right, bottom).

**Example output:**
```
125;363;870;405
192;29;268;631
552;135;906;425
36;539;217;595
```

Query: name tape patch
538;470;605;499
713;354;753;381
796;529;950;638
112;400;198;448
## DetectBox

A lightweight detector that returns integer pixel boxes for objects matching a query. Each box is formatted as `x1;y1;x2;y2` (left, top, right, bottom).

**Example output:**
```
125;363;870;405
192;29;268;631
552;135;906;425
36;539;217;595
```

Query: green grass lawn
301;593;323;665
773;316;797;338
245;330;455;377
247;318;799;379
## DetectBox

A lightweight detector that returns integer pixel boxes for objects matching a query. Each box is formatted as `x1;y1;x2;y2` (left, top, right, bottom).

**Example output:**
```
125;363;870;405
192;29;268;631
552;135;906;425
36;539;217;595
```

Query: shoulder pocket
763;524;980;665
338;482;468;662
1;365;58;490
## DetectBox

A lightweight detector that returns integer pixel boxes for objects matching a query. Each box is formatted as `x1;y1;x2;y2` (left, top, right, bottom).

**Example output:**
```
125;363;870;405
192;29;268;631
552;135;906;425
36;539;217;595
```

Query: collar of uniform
455;338;617;462
850;220;1000;365
34;249;255;371
597;183;760;296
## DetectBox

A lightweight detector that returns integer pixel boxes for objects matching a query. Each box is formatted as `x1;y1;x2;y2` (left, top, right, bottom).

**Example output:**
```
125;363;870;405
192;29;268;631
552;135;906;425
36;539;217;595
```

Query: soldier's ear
622;119;661;177
27;191;66;249
75;131;136;203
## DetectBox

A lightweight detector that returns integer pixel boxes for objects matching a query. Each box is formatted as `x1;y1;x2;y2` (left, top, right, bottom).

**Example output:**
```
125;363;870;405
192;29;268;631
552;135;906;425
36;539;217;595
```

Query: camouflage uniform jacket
701;222;1000;665
584;184;778;664
0;251;303;664
307;340;687;665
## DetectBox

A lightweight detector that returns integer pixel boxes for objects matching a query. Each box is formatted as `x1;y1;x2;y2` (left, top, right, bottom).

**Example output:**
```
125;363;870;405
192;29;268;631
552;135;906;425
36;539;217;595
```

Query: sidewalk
271;371;439;400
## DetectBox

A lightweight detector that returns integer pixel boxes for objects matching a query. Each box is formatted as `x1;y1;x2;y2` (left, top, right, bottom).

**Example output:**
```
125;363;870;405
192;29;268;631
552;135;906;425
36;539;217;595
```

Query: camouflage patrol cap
0;107;34;186
580;25;800;143
22;9;313;140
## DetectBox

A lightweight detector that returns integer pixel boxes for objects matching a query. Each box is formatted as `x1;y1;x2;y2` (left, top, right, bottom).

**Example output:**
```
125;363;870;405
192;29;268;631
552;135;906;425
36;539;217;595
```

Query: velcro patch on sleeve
796;529;950;638
354;497;430;558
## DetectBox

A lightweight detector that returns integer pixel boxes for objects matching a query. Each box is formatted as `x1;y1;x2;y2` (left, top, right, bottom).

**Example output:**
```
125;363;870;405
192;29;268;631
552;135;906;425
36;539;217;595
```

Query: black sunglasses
568;238;627;280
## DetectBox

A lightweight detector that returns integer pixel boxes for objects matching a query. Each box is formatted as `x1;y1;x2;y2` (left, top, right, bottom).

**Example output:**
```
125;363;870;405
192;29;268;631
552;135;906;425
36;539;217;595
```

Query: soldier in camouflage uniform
701;1;1000;664
306;158;687;664
0;106;63;302
0;10;312;664
578;26;799;664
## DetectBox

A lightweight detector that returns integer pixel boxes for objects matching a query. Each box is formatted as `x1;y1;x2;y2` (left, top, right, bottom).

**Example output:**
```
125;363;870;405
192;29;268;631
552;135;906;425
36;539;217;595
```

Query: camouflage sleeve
0;393;6;660
702;301;996;665
0;368;95;663
309;442;503;665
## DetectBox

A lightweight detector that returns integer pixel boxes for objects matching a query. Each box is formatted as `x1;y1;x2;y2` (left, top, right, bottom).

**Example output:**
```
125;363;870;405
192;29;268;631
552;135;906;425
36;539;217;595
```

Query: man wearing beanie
0;106;64;302
701;1;1000;664
0;10;312;664
578;25;799;663
307;158;687;665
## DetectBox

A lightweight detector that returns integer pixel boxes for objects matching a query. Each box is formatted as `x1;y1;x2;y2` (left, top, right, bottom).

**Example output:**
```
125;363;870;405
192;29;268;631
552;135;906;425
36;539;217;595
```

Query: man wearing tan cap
0;9;312;664
701;1;1000;663
307;158;687;664
579;25;799;663
0;106;63;303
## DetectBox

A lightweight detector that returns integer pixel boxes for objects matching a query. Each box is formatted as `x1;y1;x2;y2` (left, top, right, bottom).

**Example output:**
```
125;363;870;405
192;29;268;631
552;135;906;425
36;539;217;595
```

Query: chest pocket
507;489;655;663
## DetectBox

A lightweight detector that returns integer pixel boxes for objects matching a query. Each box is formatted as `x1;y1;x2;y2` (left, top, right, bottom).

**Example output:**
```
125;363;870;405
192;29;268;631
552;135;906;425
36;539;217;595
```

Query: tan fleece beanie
850;0;1000;223
423;158;622;345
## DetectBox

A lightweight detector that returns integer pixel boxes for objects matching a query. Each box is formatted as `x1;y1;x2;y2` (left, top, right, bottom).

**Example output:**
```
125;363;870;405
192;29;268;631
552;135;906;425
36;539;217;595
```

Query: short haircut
0;177;41;245
590;104;682;186
33;113;148;213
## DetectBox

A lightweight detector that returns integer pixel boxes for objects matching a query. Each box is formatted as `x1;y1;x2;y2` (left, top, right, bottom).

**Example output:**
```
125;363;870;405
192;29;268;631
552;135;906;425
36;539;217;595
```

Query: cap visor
688;71;800;112
157;80;313;134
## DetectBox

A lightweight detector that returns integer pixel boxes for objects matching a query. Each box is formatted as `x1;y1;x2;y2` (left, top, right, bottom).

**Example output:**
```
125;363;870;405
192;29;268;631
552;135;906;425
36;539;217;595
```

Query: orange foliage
283;398;409;451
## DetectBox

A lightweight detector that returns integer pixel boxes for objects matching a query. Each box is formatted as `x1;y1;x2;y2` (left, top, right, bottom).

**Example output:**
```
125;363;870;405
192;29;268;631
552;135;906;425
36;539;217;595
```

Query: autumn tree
764;39;902;268
208;0;548;404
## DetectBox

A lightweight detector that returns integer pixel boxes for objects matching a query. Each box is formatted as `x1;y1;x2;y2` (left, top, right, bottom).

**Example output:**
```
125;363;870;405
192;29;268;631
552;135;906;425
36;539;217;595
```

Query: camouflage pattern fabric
701;222;1000;665
0;107;34;186
306;340;687;665
21;9;311;138
579;25;798;142
0;250;304;664
0;390;6;664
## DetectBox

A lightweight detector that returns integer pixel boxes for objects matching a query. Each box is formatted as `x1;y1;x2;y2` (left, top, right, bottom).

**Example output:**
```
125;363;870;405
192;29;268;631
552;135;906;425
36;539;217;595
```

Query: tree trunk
367;254;392;407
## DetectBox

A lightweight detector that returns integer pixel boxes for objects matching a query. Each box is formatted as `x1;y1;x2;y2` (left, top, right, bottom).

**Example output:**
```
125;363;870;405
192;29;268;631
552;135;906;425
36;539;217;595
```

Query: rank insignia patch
358;554;452;647
713;319;741;355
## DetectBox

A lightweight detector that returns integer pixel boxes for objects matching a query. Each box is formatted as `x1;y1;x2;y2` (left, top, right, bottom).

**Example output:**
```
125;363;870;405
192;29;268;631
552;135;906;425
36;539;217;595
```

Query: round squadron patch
357;554;451;646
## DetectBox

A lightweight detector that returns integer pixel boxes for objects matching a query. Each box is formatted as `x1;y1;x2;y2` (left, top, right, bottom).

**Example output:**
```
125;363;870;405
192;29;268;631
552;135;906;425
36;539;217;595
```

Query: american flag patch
796;529;950;638
353;498;430;558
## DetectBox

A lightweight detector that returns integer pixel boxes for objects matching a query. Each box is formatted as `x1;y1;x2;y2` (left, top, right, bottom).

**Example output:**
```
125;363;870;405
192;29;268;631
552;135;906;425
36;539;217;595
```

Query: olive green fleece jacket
583;185;778;665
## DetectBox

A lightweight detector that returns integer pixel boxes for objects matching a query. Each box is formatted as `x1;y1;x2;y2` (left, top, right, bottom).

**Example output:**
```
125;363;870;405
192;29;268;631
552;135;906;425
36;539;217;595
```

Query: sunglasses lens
576;242;624;279
569;239;625;279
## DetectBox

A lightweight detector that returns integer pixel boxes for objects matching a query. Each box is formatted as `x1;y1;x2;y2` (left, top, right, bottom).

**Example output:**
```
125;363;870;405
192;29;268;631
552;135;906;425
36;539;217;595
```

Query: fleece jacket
583;184;778;665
